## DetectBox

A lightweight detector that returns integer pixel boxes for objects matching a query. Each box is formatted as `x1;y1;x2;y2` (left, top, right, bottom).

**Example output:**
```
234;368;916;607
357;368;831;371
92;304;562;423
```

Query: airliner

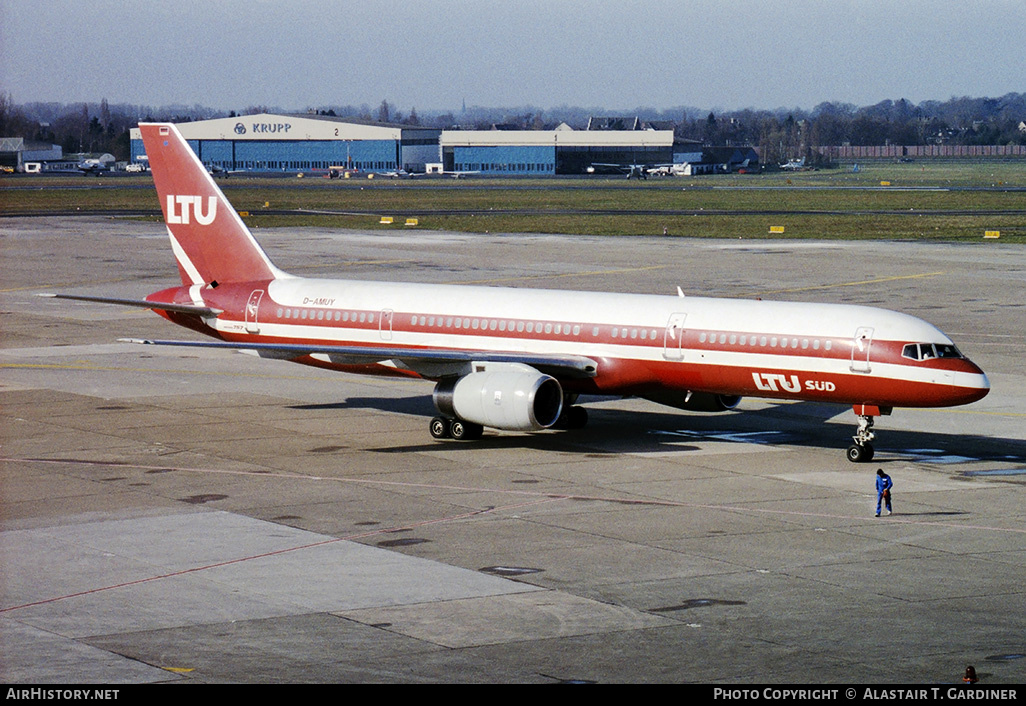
45;123;990;462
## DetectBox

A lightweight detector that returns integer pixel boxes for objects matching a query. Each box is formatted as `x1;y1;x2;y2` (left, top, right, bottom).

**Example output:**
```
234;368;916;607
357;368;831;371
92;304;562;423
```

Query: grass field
2;160;1024;242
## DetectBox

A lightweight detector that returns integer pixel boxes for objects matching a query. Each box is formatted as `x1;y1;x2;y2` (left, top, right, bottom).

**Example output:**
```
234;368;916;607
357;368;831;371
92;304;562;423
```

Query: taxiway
1;217;1024;683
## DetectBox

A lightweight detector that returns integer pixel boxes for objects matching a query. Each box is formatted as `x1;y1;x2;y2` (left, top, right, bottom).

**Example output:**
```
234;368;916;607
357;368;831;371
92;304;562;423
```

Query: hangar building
129;113;441;174
0;137;63;172
440;127;676;175
129;113;689;176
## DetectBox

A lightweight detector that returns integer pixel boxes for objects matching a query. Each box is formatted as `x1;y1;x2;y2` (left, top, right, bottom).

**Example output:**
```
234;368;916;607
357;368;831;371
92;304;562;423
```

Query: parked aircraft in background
436;169;481;179
646;163;690;177
44;123;990;462
587;163;649;179
205;164;243;178
327;166;360;179
77;159;110;175
379;168;419;179
780;157;807;171
587;162;695;179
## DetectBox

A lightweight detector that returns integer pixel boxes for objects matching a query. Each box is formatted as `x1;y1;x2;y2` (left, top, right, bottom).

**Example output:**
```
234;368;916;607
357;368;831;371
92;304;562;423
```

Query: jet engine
433;364;564;431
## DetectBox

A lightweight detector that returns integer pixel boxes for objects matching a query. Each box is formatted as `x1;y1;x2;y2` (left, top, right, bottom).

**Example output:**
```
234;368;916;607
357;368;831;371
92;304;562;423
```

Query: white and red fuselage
148;276;988;411
59;123;988;460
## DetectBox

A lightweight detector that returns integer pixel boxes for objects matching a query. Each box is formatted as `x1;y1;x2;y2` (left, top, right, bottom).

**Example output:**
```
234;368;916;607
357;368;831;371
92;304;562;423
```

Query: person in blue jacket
875;469;893;516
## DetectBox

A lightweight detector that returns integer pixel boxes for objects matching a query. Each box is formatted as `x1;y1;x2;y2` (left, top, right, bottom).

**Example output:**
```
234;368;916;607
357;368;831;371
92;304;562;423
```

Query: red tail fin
139;123;286;286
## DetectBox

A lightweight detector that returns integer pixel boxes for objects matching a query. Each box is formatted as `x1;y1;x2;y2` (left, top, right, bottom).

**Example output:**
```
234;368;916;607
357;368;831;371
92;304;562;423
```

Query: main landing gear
429;416;484;441
428;403;589;441
846;405;891;463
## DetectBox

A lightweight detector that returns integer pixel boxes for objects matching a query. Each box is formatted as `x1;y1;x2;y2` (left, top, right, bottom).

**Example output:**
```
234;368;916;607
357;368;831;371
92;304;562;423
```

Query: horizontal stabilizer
39;293;222;317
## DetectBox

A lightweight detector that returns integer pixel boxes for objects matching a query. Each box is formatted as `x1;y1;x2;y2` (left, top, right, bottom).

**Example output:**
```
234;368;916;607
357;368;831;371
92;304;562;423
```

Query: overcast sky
2;0;1024;114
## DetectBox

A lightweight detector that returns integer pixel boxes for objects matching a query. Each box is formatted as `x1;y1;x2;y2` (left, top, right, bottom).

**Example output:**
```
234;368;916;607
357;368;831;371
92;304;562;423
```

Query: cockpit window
902;343;963;361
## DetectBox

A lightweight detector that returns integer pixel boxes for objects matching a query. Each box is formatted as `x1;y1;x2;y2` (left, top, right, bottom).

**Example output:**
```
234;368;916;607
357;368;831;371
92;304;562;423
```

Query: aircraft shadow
291;396;436;417
293;395;1026;464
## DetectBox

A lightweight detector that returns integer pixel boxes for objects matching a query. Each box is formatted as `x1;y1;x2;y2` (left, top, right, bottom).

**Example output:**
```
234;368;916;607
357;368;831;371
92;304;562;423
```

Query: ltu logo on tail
166;195;217;225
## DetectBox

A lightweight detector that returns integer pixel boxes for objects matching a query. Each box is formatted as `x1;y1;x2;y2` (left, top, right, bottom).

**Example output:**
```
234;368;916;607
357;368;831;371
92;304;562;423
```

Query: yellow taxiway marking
760;271;945;296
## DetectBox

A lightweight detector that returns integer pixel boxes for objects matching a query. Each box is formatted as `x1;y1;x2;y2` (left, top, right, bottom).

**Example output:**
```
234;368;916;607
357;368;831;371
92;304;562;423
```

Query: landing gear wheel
449;419;484;441
429;416;451;439
846;443;874;463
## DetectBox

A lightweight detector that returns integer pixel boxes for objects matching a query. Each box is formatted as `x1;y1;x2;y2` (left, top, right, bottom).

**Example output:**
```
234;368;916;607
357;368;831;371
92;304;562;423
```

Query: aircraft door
379;309;393;340
245;290;264;334
663;312;687;361
850;326;874;373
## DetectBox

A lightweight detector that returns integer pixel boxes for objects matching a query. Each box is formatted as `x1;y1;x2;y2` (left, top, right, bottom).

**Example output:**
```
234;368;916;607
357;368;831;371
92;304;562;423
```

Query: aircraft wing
38;293;223;317
118;337;599;380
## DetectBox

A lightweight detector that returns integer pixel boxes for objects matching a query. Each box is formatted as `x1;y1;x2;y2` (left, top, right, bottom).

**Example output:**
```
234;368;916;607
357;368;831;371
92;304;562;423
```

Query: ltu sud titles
712;688;1018;700
751;372;834;393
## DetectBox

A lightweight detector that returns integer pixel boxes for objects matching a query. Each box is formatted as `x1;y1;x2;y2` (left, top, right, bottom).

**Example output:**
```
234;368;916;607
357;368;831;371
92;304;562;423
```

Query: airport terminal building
129;113;683;176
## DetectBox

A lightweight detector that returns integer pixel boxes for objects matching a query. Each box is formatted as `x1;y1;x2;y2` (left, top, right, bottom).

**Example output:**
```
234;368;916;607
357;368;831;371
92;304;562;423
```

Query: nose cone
954;359;990;404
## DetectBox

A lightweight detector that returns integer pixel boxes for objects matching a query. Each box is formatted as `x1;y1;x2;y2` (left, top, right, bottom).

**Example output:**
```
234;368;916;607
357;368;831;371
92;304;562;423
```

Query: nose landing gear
847;415;875;462
846;405;890;462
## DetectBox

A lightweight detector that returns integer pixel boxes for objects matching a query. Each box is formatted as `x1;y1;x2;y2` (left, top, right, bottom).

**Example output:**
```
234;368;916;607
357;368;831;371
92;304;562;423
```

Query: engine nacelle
433;365;564;431
642;390;742;412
